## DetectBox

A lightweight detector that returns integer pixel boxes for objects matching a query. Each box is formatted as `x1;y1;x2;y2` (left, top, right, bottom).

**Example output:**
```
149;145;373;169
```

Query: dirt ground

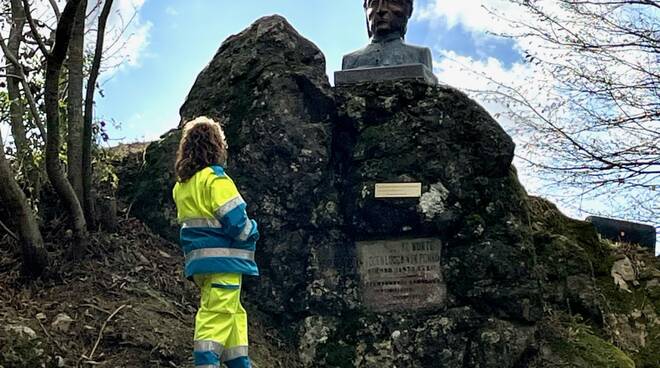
0;218;300;368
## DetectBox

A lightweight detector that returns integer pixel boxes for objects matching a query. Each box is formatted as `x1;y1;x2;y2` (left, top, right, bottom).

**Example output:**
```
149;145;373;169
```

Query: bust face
365;0;411;39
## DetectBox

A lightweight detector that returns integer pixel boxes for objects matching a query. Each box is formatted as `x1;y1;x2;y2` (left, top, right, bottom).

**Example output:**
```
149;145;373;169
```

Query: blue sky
95;0;521;142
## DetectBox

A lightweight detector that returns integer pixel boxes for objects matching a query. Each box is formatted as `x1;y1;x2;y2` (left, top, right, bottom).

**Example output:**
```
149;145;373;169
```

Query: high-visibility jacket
172;166;259;278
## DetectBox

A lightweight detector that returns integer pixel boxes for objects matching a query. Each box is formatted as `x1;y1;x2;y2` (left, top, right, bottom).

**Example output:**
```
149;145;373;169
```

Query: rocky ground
2;206;658;367
0;217;301;368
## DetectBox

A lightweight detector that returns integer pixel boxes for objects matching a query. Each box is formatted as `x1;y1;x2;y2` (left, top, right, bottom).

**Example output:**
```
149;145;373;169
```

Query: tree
0;0;53;276
476;0;659;224
0;124;48;276
67;0;87;202
5;0;28;160
1;0;126;275
0;0;47;144
83;0;114;224
23;0;88;256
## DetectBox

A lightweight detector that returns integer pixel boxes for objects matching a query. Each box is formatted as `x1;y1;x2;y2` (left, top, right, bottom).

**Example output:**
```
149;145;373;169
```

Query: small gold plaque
374;183;422;198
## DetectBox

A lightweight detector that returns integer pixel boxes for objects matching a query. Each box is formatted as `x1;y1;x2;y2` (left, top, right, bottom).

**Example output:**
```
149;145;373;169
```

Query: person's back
172;117;258;368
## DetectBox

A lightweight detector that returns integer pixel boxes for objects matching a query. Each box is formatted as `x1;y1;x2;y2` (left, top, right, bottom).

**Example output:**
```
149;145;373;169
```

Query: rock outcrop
119;15;660;367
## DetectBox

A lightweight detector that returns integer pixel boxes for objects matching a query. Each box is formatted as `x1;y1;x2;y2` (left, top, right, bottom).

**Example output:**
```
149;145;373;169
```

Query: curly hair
175;116;228;182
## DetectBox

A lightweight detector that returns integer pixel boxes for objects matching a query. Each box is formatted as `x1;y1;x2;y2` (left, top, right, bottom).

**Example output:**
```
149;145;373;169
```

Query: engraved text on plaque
357;238;446;311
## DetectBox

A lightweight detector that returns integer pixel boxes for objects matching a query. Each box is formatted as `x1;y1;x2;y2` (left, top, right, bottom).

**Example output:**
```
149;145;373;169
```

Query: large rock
118;131;181;241
119;15;660;367
334;81;540;322
180;15;337;315
121;15;338;313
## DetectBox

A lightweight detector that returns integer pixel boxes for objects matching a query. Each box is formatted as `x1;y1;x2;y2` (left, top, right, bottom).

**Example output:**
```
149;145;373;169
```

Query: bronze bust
342;0;433;71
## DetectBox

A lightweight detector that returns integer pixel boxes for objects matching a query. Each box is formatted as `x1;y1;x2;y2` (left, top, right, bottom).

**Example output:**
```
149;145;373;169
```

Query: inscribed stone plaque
357;238;446;312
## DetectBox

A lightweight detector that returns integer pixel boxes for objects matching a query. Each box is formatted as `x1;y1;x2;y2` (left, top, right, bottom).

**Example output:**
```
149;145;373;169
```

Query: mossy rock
550;329;635;368
634;324;660;368
529;196;611;276
595;275;660;367
116;129;181;241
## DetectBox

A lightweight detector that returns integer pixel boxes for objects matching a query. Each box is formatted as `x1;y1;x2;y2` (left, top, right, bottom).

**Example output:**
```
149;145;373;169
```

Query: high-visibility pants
193;273;251;368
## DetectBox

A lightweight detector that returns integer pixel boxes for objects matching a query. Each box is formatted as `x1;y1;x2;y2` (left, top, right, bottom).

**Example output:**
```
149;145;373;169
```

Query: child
173;116;259;368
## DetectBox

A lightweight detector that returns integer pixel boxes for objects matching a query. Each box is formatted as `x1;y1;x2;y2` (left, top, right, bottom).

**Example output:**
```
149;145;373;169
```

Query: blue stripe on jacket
186;257;259;278
180;227;257;254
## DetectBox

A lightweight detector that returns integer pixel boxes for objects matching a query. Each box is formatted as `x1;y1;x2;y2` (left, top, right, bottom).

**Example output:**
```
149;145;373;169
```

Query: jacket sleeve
209;175;259;242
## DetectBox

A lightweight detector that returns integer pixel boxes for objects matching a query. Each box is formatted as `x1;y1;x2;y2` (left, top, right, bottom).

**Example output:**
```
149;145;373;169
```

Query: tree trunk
7;0;28;159
0;130;48;276
44;0;87;258
67;0;86;201
83;0;114;224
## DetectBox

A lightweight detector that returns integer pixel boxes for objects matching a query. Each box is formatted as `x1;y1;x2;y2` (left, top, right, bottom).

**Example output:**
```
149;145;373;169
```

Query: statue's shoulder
402;42;433;68
403;42;431;54
342;44;374;69
344;44;374;59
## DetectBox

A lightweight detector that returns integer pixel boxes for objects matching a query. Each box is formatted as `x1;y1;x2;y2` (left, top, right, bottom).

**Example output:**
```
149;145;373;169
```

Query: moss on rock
550;329;635;368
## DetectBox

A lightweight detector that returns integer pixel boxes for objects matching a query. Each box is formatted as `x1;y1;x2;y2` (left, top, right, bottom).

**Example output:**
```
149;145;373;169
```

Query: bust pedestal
335;63;438;86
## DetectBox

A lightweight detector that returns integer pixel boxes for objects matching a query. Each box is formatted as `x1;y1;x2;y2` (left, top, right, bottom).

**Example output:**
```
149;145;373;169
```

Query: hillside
0;217;300;368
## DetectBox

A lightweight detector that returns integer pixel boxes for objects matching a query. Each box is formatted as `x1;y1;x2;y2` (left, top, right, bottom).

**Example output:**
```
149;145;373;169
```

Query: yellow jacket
173;166;259;278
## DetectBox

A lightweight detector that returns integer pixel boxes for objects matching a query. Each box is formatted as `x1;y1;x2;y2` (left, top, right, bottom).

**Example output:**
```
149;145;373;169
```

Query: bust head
363;0;414;39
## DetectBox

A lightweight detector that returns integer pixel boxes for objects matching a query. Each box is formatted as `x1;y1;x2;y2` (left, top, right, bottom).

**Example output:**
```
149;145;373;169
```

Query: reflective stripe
194;340;223;354
223;346;249;362
186;248;255;262
183;218;222;228
215;195;245;219
237;221;253;242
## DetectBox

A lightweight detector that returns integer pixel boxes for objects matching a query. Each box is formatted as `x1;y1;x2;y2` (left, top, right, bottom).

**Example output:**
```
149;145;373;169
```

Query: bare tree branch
83;0;114;222
0;35;47;140
48;0;61;20
22;0;50;57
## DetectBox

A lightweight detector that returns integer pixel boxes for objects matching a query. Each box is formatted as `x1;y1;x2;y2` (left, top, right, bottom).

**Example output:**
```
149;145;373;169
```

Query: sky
95;0;521;142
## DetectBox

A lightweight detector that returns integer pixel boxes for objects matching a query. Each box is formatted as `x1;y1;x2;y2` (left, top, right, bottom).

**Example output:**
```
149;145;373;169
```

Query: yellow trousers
193;273;251;368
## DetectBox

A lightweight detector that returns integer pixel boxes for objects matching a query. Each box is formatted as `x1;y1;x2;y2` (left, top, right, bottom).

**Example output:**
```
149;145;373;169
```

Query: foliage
93;148;120;193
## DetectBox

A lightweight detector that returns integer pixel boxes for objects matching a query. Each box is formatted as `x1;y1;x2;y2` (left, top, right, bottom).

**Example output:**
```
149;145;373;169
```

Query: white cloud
416;0;523;33
100;0;152;73
428;0;658;228
420;2;588;207
433;50;529;92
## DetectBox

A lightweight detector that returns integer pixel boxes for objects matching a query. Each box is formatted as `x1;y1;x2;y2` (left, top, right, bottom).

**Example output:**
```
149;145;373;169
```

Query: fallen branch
78;303;111;315
0;219;19;241
124;200;135;221
83;304;128;362
36;317;54;343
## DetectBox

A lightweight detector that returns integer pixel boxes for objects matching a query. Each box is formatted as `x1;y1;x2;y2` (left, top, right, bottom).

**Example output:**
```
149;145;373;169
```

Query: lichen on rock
418;182;450;220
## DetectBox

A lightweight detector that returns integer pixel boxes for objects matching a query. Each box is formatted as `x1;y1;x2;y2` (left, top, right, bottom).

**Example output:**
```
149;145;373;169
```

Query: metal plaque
357;238;446;311
374;183;422;198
